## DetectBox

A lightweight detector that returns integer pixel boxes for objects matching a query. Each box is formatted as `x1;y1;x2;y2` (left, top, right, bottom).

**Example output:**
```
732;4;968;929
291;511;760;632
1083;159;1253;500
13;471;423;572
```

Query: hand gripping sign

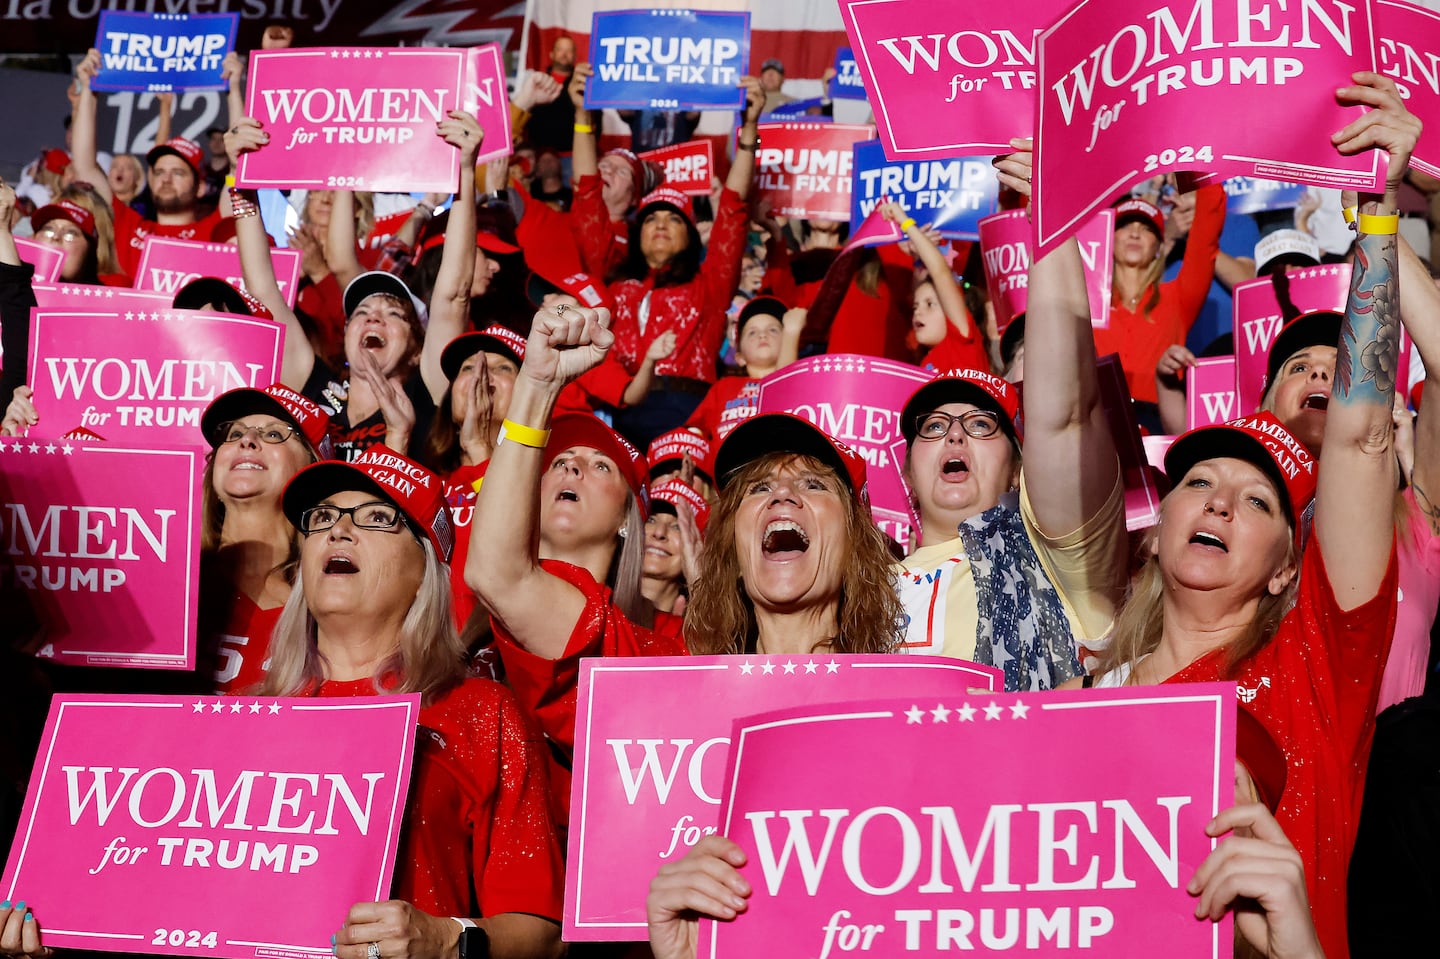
93;12;238;92
26;308;284;447
839;1;1070;160
585;9;750;112
1376;0;1440;178
752;123;875;221
239;47;469;193
565;655;1002;940
135;237;303;308
640;139;714;195
1033;0;1383;259
463;43;515;165
703;684;1238;959
851;139;1000;240
1;693;420;958
0;442;201;669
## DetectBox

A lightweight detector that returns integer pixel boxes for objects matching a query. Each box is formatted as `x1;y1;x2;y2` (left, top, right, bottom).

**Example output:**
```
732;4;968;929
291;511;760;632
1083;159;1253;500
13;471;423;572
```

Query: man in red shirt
67;48;226;280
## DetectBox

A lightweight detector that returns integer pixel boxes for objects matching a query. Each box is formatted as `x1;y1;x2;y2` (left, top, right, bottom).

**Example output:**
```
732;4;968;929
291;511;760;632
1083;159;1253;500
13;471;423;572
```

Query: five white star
803;660;818;674
760;661;776;675
738;660;754;675
957;702;977;722
825;660;840;674
905;705;925;724
983;701;1004;721
930;704;950;723
782;661;797;675
1009;701;1030;720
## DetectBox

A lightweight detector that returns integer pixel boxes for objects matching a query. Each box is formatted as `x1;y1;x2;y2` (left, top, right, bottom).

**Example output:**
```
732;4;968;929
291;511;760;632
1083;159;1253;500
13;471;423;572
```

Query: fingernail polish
14;902;24;911
24;913;33;923
0;901;9;909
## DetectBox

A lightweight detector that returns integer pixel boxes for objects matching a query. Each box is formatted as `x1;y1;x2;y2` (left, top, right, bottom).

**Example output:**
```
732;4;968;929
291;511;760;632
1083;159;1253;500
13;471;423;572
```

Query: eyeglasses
299;501;403;535
37;227;86;244
217;421;298;445
914;409;1002;441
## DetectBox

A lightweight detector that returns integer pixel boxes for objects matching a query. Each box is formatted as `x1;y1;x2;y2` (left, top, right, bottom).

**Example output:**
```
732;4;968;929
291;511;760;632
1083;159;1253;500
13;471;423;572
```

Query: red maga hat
647;428;713;480
146;137;204;178
901;368;1022;445
203;382;332;454
31;199;96;240
715;412;868;501
440;325;527;381
1114;197;1164;238
649;477;711;532
542;414;650;511
1164;411;1317;531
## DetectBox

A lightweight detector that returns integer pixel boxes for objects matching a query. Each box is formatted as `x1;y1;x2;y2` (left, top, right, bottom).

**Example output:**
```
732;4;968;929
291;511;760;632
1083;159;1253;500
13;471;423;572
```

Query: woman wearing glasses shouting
894;141;1128;690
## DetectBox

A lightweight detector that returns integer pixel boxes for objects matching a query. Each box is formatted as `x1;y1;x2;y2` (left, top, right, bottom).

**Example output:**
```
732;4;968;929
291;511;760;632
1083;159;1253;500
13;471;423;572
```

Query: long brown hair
684;452;902;655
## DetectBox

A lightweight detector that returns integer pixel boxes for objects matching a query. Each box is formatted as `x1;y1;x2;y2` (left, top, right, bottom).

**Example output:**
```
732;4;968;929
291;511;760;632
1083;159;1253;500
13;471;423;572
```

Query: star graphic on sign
249;702;263;714
229;702;243;713
210;701;224;713
330;50;340;58
983;701;1004;721
761;661;776;675
930;704;951;723
27;443;39;453
782;661;797;675
268;702;282;715
62;444;74;455
125;312;134;320
905;704;925;724
342;49;352;58
1009;701;1030;720
804;660;818;674
825;659;840;674
957;702;977;722
44;443;56;455
738;660;755;675
192;701;206;713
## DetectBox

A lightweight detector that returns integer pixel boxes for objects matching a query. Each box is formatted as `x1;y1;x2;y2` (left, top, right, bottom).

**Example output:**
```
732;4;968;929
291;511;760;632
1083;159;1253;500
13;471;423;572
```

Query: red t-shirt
1166;542;1398;959
313;677;564;920
444;462;489;631
111;195;225;280
201;586;281;696
686;375;759;442
921;317;990;374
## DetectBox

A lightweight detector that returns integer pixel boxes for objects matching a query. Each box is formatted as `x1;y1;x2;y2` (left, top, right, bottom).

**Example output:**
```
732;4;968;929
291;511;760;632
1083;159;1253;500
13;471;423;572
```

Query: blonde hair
1114;255;1165;319
259;540;464;703
684;453;903;655
59;183;120;277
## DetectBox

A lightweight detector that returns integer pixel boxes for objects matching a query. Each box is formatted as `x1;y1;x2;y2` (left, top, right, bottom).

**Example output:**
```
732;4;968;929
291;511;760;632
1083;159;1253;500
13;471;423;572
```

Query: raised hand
436;110;483;166
224;117;270;166
520;303;616;391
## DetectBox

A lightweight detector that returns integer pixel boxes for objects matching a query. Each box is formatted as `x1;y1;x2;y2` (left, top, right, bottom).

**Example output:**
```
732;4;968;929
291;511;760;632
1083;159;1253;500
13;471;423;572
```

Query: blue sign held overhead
1222;177;1309;216
829;48;866;101
761;97;830;123
850;140;999;241
93;12;238;93
586;9;750;112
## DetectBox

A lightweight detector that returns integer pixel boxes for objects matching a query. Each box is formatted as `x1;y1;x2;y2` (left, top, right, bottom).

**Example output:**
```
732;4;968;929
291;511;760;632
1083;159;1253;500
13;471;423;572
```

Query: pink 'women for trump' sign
1;694;420;958
1186;355;1240;428
566;655;1002;940
14;237;65;283
978;209;1114;330
135;237;302;307
239;47;468;193
1232;264;1351;414
1376;0;1440;178
26;308;283;447
1033;0;1382;258
463;43;514;165
705;684;1237;959
838;1;1069;160
0;442;200;669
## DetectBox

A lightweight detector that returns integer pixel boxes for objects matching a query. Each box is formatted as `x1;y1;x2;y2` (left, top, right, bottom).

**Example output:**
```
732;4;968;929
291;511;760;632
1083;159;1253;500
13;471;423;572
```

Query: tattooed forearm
1415;478;1440;537
1337;234;1401;407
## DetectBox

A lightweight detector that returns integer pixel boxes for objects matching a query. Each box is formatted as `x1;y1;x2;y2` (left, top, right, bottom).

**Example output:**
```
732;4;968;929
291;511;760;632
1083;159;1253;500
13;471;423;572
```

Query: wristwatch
457;926;489;959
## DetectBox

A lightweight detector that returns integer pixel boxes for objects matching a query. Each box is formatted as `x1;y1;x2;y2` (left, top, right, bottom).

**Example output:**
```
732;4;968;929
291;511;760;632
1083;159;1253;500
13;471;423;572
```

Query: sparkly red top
313;677;564;920
1166;541;1398;959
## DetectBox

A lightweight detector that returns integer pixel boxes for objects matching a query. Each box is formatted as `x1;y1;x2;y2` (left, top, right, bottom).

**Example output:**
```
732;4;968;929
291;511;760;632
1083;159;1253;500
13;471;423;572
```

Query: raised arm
69;49;114;205
725;77;764;200
225;119;314;390
1397;233;1440;536
569;63;598;179
994;138;1120;536
882;200;973;338
154;92;174;146
419;111;482;403
223;51;246;128
324;190;364;290
465;305;616;659
1317;72;1417;607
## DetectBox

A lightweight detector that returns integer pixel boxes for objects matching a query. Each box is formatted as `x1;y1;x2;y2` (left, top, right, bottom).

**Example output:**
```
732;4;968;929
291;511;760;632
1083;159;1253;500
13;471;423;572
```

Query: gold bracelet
899;217;917;232
574;122;594;134
499;418;551;449
1357;212;1400;235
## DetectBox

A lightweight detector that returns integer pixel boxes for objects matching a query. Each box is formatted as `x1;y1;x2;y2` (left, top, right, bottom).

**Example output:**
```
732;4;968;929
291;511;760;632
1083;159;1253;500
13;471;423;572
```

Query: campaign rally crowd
0;6;1437;959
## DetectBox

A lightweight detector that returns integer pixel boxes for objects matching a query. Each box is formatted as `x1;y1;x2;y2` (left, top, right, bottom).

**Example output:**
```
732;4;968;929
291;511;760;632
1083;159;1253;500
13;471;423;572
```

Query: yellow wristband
899;217;917;232
499;418;551;449
224;174;237;187
574;122;594;134
470;476;484;495
1357;212;1400;235
1342;205;1357;225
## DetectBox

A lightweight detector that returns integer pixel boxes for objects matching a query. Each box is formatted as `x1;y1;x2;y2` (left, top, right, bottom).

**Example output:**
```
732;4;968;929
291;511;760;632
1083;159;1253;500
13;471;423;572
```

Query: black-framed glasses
914;409;1002;441
217;421;298;445
299;501;403;535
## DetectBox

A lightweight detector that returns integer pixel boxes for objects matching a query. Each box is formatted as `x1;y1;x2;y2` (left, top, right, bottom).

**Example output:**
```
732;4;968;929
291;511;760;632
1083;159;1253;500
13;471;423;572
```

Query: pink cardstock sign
239;48;467;193
641;139;715;195
1186;355;1240;429
566;654;1003;940
1;693;420;958
135;237;302;308
1376;0;1440;178
1097;354;1162;531
1033;0;1382;258
838;1;1070;160
753;123;875;221
26;308;283;446
464;44;514;164
14;237;65;284
0;442;200;669
1233;264;1351;414
757;354;934;547
33;282;176;314
704;685;1237;959
843;202;904;251
979;209;1114;330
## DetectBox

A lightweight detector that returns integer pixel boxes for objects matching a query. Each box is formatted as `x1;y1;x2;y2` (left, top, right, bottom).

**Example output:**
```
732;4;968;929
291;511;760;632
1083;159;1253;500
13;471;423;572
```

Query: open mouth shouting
1188;530;1228;553
323;552;359;574
1300;391;1329;412
762;519;810;560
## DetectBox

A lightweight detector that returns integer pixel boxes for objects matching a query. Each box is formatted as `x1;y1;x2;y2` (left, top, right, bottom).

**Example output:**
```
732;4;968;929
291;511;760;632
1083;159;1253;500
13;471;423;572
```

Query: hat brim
174;277;250;315
901;379;1017;445
1115;211;1163;237
201;388;319;451
281;461;400;533
1163;426;1297;524
30;204;95;240
638;198;694;225
545;415;647;498
440;332;523;381
477;232;521;255
145;145;198;175
715;414;856;492
1264;310;1342;394
343;271;421;318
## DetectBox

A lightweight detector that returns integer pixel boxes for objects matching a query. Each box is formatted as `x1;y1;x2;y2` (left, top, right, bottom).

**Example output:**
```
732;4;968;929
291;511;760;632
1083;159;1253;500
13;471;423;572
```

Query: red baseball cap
638;186;695;224
542;414;650;511
647;428;713;480
283;447;454;562
42;149;70;175
714;412;868;501
649;477;710;532
202;382;333;455
901;368;1022;446
603;147;646;195
526;270;611;311
31;199;96;240
1114;197;1164;238
146;137;204;178
1163;411;1317;530
476;229;521;256
440;325;527;381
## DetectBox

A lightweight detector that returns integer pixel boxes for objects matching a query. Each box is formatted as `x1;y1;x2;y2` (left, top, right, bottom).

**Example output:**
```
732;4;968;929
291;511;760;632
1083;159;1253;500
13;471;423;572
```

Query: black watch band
457;927;489;959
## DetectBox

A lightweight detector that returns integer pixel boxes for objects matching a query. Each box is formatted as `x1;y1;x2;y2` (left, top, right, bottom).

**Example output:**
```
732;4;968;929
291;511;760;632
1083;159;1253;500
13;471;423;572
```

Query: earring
618;527;628;539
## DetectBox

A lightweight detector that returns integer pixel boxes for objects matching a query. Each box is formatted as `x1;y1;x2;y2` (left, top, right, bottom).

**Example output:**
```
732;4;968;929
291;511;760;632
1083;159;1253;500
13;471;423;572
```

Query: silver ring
555;304;569;316
367;944;380;959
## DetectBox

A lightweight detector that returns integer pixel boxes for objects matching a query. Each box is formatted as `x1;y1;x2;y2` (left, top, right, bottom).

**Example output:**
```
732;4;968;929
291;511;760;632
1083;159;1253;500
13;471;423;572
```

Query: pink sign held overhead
1233;264;1351;414
704;684;1237;959
640;139;714;195
1186;355;1239;429
463;43;514;164
0;442;201;670
838;2;1069;160
979;208;1113;330
27;308;283;446
566;655;1002;940
757;354;933;549
752;123;875;222
1033;0;1382;258
14;237;65;283
33;282;175;313
1377;0;1440;178
239;47;467;193
1;693;420;958
842;203;904;251
135;237;302;307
